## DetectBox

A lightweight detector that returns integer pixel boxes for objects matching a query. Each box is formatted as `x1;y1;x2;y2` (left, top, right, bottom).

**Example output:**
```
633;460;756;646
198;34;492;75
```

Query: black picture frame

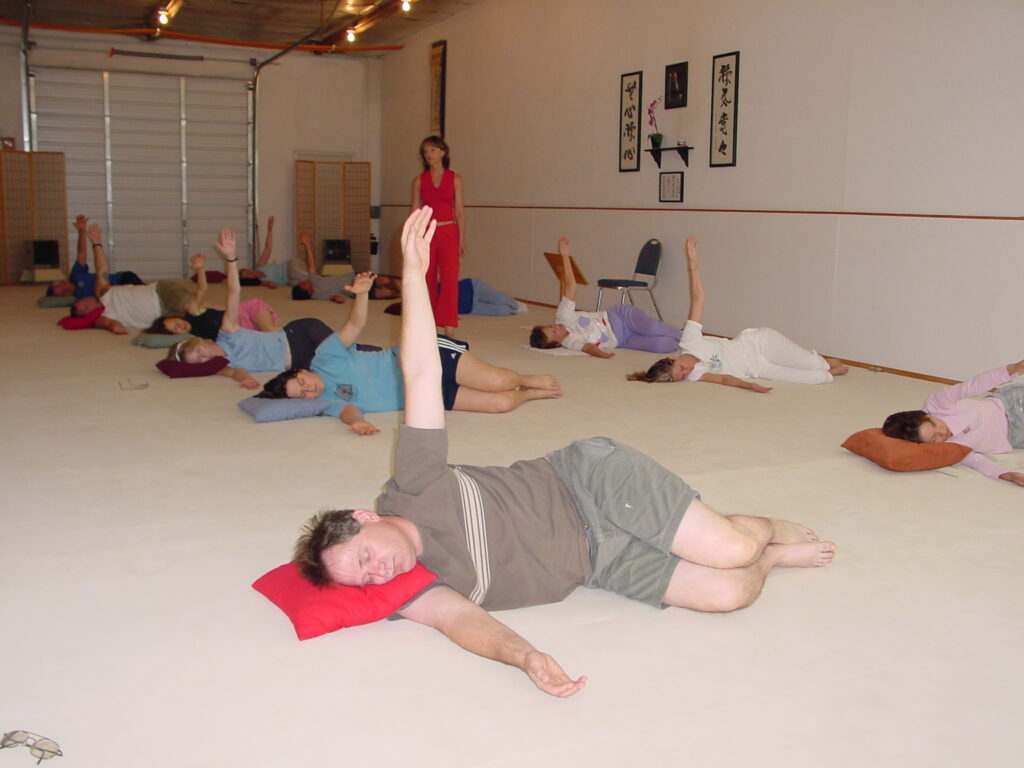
618;71;642;172
659;171;684;203
709;51;739;167
430;40;447;136
664;62;688;109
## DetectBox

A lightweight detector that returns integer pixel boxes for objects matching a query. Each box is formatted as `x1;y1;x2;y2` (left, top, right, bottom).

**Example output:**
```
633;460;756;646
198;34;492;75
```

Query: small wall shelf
644;144;693;168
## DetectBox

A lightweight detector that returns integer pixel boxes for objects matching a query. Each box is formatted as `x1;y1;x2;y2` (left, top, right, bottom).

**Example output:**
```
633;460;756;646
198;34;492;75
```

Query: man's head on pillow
294;509;418;587
882;410;953;443
71;296;101;317
292;281;314;301
47;280;76;297
257;369;322;400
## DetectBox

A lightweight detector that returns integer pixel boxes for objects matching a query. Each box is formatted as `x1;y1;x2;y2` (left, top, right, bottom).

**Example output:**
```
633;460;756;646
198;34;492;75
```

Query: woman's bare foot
521;374;561;392
521;386;562;401
766;541;836;567
825;357;849;375
769;519;819;544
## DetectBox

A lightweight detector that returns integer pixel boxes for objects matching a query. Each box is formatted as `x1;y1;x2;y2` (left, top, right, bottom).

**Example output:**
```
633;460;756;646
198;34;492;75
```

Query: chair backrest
634;239;662;279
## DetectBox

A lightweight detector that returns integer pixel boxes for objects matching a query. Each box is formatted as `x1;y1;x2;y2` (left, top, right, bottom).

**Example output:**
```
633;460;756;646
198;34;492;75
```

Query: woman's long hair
627;357;675;383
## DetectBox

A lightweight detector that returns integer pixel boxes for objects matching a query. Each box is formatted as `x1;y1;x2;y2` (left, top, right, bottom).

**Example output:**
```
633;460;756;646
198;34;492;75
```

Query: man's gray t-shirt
287;256;349;300
376;426;592;611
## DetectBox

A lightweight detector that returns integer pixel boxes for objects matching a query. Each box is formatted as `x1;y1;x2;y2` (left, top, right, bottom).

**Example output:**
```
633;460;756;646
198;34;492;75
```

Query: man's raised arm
398;586;587;698
399;207;443;430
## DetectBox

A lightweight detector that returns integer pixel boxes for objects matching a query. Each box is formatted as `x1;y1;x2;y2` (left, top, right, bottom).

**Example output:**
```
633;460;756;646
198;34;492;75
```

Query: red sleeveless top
419;169;456;223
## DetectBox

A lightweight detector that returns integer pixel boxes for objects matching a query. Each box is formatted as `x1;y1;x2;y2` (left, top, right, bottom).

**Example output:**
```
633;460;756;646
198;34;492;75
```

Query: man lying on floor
291;208;838;698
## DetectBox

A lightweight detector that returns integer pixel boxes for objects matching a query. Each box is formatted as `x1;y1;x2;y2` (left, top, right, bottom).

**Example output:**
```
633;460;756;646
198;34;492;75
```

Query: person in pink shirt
882;359;1024;486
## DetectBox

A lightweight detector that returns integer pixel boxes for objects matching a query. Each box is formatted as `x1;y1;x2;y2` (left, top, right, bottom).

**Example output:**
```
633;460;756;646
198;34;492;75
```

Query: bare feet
521;374;561;392
825;357;849;375
769;519;819;544
521;387;563;401
766;541;836;567
329;295;347;304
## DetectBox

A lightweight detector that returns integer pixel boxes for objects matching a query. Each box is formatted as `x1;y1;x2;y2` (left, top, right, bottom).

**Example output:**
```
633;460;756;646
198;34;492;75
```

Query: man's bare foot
766;541;836;567
825;357;849;375
261;280;277;289
769;519;819;544
521;374;561;392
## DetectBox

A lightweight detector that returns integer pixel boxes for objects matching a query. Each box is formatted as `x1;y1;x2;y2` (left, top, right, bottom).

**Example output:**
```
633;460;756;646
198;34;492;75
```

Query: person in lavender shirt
882;359;1024;486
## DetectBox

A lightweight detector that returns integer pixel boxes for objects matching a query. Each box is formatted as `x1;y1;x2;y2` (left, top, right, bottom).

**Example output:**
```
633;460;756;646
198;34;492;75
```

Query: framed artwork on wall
430;40;447;136
664;62;688;109
659;171;683;202
709;51;739;167
618;71;642;172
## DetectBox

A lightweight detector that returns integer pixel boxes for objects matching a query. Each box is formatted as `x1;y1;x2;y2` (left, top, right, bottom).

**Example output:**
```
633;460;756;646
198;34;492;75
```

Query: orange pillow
841;428;971;471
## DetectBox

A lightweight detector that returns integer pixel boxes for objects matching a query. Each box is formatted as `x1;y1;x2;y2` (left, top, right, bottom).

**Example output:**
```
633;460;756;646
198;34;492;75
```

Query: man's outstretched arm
398;586;586;698
256;215;275;267
557;236;576;301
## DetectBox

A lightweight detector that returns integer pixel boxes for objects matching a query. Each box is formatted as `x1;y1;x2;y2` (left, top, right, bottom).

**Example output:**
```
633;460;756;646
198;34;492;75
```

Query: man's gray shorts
547;437;699;607
991;382;1024;448
155;278;196;316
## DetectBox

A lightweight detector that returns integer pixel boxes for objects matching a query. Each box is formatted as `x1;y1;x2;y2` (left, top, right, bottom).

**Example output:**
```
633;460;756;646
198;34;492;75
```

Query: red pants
426;223;460;328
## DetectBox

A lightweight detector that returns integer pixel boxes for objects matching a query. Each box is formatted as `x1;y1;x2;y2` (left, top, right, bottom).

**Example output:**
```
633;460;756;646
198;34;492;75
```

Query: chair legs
625;288;662;320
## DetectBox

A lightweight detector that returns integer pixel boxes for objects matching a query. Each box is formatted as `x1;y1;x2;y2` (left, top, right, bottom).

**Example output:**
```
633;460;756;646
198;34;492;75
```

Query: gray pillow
132;332;192;348
37;295;75;308
237;396;329;423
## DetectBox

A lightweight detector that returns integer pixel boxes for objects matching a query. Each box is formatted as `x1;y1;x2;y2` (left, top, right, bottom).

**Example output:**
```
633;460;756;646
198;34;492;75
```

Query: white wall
378;0;1024;380
0;25;380;264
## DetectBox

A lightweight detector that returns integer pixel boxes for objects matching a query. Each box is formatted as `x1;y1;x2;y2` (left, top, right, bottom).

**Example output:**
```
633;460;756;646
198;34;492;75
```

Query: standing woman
411;136;464;335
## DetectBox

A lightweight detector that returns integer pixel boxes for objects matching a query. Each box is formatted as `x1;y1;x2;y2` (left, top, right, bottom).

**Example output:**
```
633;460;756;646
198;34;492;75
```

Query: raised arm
454;173;466;258
335;271;375;349
255;215;275;267
557;236;576;301
185;252;208;315
399;586;586;698
685;236;704;323
74;214;89;268
298;230;317;274
87;223;111;296
400;207;443;429
214;228;241;333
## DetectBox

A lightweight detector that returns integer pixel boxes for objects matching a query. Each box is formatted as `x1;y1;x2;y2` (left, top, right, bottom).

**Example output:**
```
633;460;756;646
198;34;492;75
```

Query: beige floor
2;283;1022;768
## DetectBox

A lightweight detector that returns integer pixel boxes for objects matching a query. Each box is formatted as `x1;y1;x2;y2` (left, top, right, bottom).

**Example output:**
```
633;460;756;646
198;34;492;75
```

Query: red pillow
191;270;227;283
155;357;229;378
57;306;105;329
842;428;971;471
252;561;437;640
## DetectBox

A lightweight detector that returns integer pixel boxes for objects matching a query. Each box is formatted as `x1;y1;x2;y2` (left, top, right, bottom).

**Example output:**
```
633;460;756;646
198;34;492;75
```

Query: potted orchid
647;97;663;148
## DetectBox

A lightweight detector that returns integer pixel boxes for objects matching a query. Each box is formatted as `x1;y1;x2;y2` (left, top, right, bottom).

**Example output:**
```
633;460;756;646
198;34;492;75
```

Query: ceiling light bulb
157;9;170;25
401;1;411;11
346;29;356;42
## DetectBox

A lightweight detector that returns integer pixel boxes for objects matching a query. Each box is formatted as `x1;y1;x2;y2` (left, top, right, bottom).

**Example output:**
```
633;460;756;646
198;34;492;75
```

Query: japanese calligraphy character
719;88;732;108
717;63;733;86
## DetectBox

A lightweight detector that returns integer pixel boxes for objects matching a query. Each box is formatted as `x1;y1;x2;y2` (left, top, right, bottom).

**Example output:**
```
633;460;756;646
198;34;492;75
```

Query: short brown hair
293;509;361;585
529;326;560;349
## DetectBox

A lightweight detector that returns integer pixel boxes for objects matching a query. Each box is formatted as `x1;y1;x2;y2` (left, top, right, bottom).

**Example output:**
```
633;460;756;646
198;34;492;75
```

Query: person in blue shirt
45;215;143;299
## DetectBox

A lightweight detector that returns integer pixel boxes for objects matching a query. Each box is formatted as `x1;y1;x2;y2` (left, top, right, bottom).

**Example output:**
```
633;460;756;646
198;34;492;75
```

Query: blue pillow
237;396;329;423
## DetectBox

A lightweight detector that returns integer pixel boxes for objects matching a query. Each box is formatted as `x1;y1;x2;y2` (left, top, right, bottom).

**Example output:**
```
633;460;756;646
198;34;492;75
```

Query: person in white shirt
529;237;681;358
628;237;848;391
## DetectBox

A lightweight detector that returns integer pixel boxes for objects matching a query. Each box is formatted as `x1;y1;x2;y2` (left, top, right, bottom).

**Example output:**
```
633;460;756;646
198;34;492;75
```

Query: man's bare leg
452;385;561;414
662;541;837;613
669;498;826;570
455;351;561;393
